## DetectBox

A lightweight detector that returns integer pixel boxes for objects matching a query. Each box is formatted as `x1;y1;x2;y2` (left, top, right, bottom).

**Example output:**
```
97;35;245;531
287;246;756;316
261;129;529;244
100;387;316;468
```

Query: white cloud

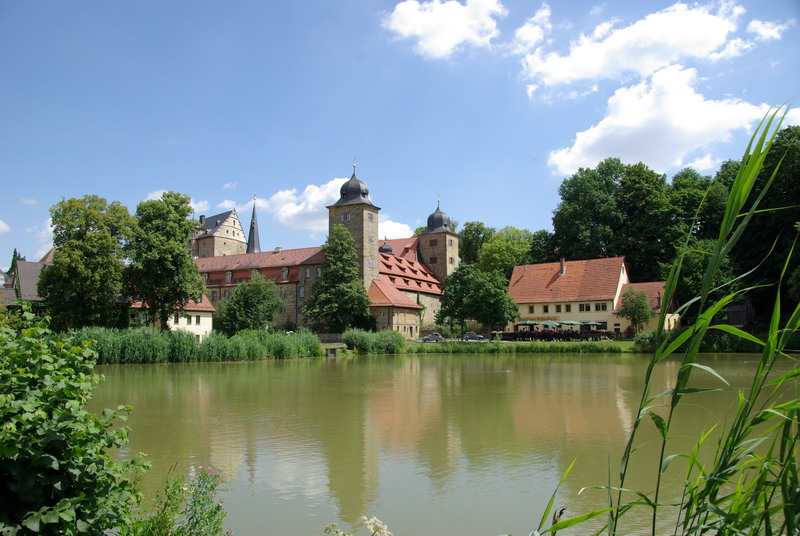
511;3;551;54
383;0;507;59
707;37;753;60
26;218;53;261
223;181;238;190
0;220;10;234
261;178;348;232
145;190;167;201
190;199;210;213
548;65;769;175
685;153;722;172
216;200;237;210
747;19;792;41
522;2;744;87
21;198;38;206
379;217;414;239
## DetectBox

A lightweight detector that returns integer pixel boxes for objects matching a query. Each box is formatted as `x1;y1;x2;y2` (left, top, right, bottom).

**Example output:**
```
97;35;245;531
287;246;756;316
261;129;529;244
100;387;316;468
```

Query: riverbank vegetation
68;326;323;364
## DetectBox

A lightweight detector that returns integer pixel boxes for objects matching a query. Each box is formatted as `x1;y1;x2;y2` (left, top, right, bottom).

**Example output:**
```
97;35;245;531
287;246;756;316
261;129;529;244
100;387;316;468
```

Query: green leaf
648;411;668;440
545;507;615;532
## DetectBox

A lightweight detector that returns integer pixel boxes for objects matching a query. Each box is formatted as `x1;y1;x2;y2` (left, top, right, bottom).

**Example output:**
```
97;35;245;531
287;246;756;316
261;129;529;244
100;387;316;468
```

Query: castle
192;167;459;336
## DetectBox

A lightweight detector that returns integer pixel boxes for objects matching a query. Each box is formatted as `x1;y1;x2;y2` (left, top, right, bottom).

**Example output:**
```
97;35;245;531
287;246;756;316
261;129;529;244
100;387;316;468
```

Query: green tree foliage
0;312;145;534
729;125;800;317
458;221;495;264
529;229;557;264
126;191;205;330
437;264;517;330
301;224;372;332
476;226;533;279
214;272;283;336
616;287;654;334
662;237;736;309
669;168;728;240
8;248;20;279
38;195;135;331
552;157;624;261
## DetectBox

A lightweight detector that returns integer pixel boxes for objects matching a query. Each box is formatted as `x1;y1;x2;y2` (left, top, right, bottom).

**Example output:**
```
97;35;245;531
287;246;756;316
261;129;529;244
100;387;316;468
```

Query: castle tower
246;197;261;254
327;165;380;288
418;202;459;282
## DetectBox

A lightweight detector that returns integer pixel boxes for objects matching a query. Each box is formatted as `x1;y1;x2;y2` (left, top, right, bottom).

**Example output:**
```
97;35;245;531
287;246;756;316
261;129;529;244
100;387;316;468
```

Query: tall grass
69;327;323;363
404;340;622;354
539;107;800;535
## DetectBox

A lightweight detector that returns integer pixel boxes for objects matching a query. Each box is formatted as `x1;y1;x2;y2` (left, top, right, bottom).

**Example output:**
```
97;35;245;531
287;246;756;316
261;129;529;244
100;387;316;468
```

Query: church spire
247;196;261;254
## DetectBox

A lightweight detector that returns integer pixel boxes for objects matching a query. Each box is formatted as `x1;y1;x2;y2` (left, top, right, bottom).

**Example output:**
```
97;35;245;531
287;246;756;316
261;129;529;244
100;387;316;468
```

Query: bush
0;312;146;534
342;328;372;352
633;330;656;352
370;330;405;354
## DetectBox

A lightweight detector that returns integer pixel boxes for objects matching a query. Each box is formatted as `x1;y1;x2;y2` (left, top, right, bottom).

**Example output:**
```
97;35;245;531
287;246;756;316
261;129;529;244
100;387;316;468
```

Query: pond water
90;353;798;536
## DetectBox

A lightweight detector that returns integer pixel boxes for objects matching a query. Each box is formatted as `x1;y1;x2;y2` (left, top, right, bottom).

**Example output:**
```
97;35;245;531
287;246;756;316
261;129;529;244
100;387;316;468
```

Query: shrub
0;312;146;534
370;330;406;354
632;329;656;352
342;328;372;352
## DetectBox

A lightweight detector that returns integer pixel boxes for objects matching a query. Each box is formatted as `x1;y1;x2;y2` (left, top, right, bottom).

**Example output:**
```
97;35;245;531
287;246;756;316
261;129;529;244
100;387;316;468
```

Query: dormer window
281;268;288;280
225;271;232;283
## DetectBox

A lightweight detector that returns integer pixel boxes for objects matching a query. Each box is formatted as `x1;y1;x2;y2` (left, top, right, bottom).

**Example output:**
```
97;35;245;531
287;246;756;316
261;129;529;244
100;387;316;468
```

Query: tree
458;221;495;264
126;191;205;330
476;226;533;280
529;229;557;264
437;264;517;331
552;158;624;260
668;168;728;241
301;224;372;332
617;287;655;334
214;271;283;335
38;195;135;331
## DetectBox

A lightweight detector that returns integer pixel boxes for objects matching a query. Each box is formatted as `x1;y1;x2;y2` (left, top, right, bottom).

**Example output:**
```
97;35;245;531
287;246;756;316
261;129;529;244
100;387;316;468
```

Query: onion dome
330;164;377;207
378;239;393;254
422;201;453;234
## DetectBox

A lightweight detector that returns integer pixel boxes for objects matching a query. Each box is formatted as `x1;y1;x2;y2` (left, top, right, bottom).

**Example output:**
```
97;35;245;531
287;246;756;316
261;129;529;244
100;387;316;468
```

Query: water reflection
90;354;795;536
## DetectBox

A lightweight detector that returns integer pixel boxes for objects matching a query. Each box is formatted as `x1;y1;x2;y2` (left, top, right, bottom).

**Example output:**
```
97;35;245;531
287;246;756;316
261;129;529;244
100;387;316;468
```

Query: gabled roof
196;247;323;273
368;279;422;309
196;210;237;239
15;260;50;301
39;248;56;263
379;252;442;295
130;294;216;312
509;257;626;303
619;282;666;311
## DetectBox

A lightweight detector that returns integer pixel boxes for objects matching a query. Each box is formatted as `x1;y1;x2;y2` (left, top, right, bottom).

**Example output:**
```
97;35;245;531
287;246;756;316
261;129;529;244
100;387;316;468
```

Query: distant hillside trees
38;195;135;331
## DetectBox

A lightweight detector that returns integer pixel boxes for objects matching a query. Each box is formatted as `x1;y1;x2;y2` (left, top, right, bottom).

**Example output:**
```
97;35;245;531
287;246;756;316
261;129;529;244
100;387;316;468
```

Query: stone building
190;203;261;258
195;167;459;337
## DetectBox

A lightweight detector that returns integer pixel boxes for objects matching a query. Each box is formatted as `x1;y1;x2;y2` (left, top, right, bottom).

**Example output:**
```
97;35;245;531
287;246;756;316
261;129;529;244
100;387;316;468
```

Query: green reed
539;107;799;535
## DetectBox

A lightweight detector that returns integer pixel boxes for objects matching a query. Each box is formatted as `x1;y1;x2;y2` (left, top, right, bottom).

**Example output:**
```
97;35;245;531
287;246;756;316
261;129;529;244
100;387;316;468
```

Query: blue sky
1;0;798;270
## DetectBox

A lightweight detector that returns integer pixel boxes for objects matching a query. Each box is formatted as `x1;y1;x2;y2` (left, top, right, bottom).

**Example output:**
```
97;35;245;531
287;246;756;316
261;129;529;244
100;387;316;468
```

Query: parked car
423;332;445;343
462;332;484;341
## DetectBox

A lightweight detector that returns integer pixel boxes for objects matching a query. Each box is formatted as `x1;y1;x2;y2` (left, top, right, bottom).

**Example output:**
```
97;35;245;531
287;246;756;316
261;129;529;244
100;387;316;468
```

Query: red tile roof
379;253;442;295
195;247;323;272
368;279;422;309
620;282;666;311
381;237;421;263
130;294;216;312
509;257;627;303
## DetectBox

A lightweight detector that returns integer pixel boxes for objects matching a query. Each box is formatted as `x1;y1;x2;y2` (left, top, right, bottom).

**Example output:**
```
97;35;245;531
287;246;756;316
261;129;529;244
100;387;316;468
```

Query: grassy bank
68;327;323;364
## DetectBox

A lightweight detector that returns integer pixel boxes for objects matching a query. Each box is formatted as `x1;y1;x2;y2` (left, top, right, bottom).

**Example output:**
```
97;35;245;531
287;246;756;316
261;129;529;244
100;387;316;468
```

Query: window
279;289;285;299
174;314;180;324
223;290;230;299
448;239;454;247
340;212;351;222
142;314;149;323
196;315;201;324
299;286;305;298
187;316;192;325
305;267;311;278
528;305;535;313
198;295;203;303
543;305;549;313
211;290;218;302
203;273;208;284
565;304;571;312
579;303;591;312
225;271;232;283
556;304;562;313
316;267;322;277
281;268;288;280
430;256;438;264
595;302;608;311
449;257;455;264
429;239;438;247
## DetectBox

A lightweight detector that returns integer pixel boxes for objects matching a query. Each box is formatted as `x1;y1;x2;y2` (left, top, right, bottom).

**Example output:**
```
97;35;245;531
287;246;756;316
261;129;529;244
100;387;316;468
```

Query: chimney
559;258;566;276
274;247;282;253
199;215;205;225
